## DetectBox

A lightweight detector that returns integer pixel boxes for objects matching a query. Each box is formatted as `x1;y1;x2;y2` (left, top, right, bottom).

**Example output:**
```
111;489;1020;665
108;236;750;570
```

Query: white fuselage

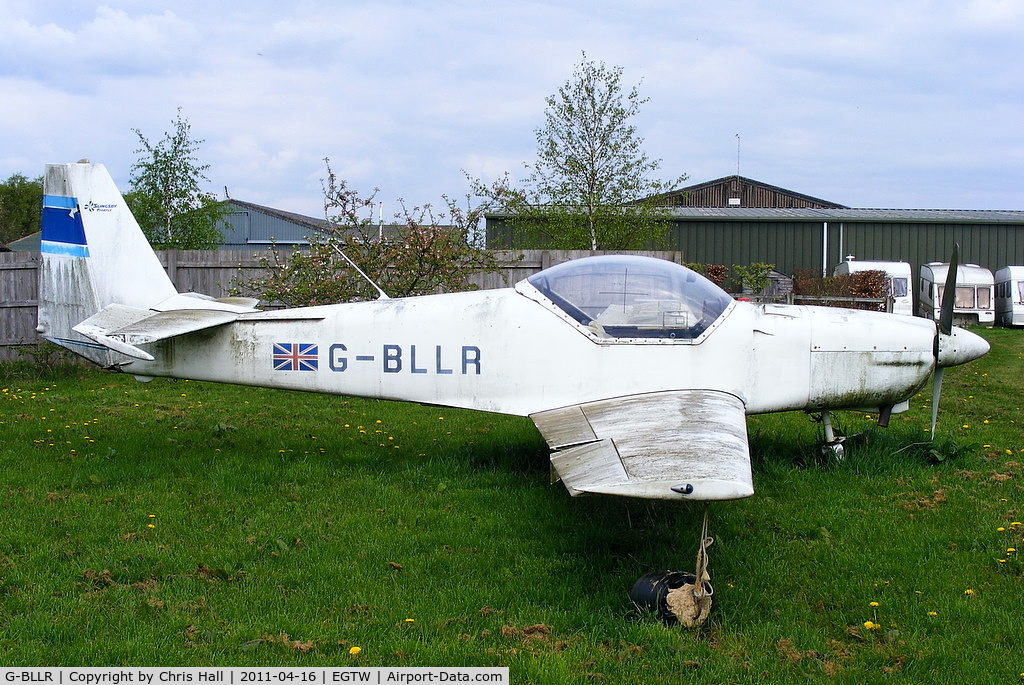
124;282;938;418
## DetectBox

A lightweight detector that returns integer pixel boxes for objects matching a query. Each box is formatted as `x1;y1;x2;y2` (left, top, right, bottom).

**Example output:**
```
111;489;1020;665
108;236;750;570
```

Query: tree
0;173;43;245
234;160;502;307
731;263;775;295
127;109;225;249
474;54;687;250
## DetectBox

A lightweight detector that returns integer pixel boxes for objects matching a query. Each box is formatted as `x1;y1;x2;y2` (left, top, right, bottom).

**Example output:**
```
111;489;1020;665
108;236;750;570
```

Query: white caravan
994;266;1024;327
919;262;994;326
833;257;914;316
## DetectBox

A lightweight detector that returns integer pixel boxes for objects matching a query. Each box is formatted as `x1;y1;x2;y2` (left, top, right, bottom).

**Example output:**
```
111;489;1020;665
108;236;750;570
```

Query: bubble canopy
526;255;734;339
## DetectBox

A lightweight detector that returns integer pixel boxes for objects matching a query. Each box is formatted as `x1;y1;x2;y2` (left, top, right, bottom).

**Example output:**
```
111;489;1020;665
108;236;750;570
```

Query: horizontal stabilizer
214;296;261;309
531;390;753;501
153;293;261;313
71;304;158;360
74;304;246;360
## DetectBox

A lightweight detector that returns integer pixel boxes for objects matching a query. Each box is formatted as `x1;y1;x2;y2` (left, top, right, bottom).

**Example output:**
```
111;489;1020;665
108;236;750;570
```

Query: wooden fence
0;249;687;360
1;251;40;361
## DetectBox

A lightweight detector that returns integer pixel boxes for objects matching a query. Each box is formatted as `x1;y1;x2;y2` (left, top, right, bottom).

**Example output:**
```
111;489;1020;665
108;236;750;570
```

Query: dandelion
998;527;1006;532
863;621;879;630
869;602;880;607
404;618;415;623
927;611;937;617
1008;548;1017;554
964;589;975;595
147;524;155;529
349;646;362;656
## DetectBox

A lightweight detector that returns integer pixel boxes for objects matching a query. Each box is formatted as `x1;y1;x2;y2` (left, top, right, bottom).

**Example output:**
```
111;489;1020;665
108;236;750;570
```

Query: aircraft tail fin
36;161;179;366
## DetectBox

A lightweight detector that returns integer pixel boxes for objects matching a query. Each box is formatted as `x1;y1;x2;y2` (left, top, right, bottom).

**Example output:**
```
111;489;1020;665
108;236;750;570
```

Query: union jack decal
273;343;319;371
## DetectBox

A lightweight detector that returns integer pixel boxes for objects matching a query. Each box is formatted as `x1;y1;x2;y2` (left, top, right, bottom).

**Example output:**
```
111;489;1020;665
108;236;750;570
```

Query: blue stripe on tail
41;194;89;257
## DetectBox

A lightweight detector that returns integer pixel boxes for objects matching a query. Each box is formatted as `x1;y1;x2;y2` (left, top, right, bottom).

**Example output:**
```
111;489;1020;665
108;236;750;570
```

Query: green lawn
1;328;1023;682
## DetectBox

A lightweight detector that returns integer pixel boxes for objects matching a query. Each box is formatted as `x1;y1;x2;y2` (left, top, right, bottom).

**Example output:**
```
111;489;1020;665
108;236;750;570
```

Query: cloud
0;0;1022;214
0;6;199;90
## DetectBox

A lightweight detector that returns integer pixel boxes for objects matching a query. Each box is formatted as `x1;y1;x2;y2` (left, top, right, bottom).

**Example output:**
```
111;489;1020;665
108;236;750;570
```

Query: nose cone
936;326;990;368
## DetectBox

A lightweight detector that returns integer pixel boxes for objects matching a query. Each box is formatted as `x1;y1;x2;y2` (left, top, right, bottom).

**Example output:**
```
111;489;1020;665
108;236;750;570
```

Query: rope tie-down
629;504;715;628
665;505;714;627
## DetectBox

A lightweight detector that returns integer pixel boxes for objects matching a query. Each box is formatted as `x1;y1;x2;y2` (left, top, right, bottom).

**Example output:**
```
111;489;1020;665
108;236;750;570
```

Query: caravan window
891;277;908;298
1018;281;1024;303
938;285;979;309
977;286;991;309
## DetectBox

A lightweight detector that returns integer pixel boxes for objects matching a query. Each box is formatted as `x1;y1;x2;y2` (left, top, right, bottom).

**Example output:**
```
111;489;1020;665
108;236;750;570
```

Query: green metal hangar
485;175;1024;278
661;206;1024;278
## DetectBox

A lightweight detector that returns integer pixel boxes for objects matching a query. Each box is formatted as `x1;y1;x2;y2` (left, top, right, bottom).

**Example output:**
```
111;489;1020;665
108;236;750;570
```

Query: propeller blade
938;243;959;336
932;244;961;439
930;366;944;440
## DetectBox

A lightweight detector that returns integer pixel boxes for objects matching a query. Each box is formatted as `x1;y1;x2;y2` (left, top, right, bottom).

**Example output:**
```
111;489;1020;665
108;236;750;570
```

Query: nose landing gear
818;412;846;460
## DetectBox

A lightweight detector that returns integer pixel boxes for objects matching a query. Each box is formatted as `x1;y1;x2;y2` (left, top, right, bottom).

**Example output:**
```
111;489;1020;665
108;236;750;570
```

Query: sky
2;0;1023;220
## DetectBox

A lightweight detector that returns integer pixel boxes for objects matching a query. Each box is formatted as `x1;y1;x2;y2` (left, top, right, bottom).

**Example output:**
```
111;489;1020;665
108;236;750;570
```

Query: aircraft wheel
822;439;845;461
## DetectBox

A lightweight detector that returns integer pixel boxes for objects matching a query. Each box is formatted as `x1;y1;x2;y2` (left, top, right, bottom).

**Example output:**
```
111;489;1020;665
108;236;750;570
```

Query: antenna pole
735;134;741;177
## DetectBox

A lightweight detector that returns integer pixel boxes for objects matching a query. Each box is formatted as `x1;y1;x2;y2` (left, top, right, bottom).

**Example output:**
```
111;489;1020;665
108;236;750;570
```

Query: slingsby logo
83;201;117;212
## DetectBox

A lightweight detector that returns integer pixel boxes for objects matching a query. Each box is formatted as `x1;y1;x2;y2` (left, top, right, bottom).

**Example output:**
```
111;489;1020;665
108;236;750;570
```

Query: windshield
526;255;733;339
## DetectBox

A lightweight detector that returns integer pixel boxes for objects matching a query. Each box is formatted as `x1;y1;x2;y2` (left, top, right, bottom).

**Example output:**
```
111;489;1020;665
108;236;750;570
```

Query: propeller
928;244;990;438
930;244;959;438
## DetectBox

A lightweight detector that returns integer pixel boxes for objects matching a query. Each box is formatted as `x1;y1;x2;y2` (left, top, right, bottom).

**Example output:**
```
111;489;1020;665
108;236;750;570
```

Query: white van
833;257;913;316
919;262;994;326
994;266;1024;326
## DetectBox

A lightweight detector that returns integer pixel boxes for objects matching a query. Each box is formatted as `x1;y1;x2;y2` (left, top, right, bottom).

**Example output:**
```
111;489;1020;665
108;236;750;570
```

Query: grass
1;327;1023;681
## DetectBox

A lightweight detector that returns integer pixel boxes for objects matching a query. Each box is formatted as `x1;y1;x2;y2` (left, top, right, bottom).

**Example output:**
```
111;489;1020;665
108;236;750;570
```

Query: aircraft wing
530;390;753;501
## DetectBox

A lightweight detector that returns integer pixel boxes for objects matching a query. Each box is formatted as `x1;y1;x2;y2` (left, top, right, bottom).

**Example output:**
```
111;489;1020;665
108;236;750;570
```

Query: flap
531;390;753;501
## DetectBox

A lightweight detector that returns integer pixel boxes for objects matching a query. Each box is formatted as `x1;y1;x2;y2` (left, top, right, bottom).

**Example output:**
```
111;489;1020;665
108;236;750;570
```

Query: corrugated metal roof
664;207;1024;222
6;231;41;251
224;199;330;232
